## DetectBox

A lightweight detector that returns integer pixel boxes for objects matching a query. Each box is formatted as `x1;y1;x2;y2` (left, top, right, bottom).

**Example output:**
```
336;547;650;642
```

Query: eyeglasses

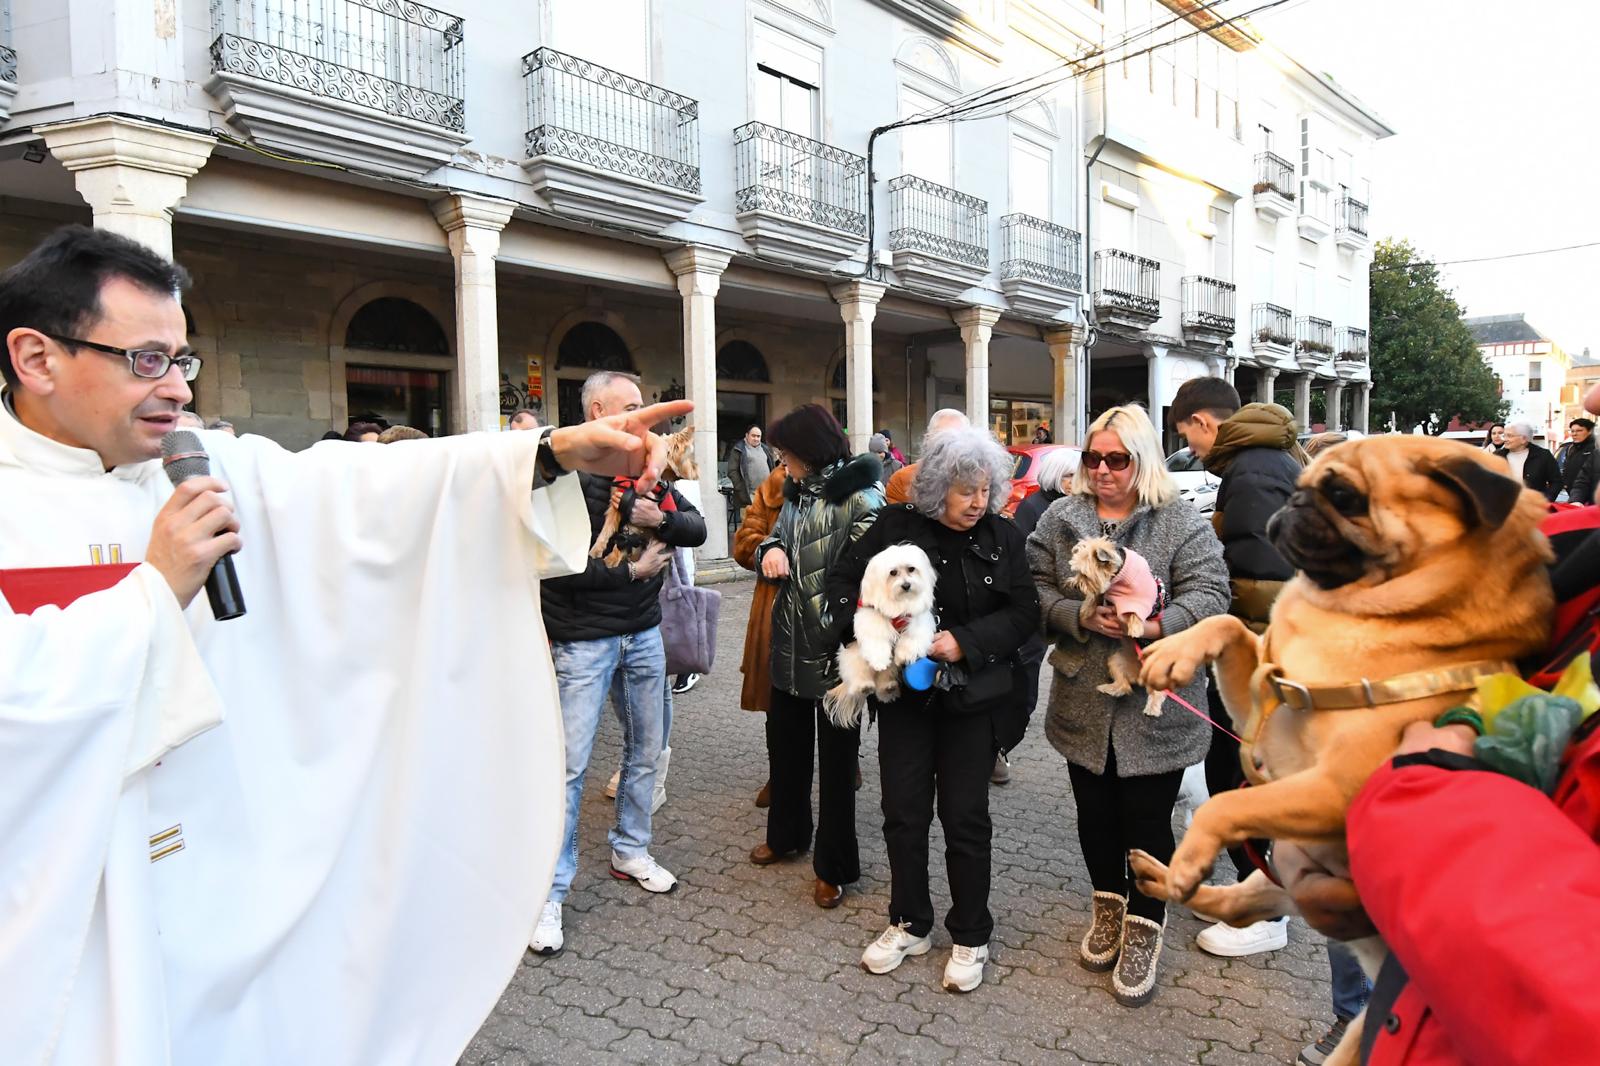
43;333;203;382
1081;450;1134;471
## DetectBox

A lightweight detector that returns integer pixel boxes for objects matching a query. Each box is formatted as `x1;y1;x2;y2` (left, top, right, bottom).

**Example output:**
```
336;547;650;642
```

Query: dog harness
1242;658;1516;782
858;599;910;632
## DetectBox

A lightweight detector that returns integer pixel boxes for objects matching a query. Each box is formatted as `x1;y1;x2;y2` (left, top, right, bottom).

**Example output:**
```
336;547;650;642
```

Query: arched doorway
343;298;452;435
554;322;636;426
716;340;771;462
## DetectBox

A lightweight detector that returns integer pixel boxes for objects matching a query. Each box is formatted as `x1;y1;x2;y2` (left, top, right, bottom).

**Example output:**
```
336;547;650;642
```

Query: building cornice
870;0;1004;64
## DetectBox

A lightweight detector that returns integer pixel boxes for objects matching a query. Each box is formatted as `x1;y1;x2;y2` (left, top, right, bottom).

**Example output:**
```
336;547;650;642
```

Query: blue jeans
549;628;667;903
1329;941;1372;1021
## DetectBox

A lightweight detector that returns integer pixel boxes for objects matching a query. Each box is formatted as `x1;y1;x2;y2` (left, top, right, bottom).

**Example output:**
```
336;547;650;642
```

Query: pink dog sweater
1105;547;1159;621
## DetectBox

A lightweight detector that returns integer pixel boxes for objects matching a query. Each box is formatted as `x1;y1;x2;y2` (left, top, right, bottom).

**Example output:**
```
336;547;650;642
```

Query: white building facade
1466;313;1572;443
0;0;1388;557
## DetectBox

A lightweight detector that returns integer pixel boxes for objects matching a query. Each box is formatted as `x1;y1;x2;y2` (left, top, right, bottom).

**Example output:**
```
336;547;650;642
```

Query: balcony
1296;315;1334;372
1335;326;1369;379
521;47;702;233
1249;303;1295;367
1336;196;1369;252
207;0;469;179
1297;183;1334;242
886;175;990;300
733;122;866;270
1252;152;1295;222
999;214;1082;322
1180;276;1235;350
1093;249;1160;333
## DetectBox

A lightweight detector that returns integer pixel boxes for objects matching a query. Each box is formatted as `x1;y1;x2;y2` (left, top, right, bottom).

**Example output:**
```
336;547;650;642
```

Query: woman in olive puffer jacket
751;404;884;909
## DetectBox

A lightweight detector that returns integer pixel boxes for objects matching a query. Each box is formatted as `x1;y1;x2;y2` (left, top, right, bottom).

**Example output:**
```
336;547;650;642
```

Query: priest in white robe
0;224;691;1065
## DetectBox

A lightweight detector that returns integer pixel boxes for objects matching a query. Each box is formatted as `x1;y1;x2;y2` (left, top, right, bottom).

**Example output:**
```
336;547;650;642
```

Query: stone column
1293;374;1313;430
41;115;215;261
664;245;734;559
1145;344;1170;447
432;195;517;435
953;306;1002;430
829;280;887;454
1325;379;1346;432
1356;383;1372;433
1044;324;1088;446
1257;366;1279;405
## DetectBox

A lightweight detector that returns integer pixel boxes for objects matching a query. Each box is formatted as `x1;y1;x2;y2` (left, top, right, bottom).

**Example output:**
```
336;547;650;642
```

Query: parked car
1166;447;1220;515
1004;443;1079;517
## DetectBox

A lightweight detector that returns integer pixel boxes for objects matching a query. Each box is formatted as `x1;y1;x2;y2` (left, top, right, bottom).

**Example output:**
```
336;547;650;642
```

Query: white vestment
0;401;588;1066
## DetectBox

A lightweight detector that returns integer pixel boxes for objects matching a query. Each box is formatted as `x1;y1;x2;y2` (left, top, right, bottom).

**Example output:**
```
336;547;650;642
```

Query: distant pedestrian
1496;421;1561;501
1559;418;1595;503
877;429;907;465
725;424;776;516
508;409;541;431
1481;422;1505;452
868;432;903;479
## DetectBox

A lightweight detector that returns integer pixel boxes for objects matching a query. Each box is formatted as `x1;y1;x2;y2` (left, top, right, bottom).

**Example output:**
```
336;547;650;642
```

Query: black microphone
160;429;246;621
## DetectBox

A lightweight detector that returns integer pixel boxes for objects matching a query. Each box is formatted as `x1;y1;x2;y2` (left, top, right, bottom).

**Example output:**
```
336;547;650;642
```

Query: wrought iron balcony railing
1182;275;1236;332
1252;303;1293;346
1296;315;1334;356
210;0;466;132
1338;196;1369;239
887;175;988;268
1093;249;1160;319
1254;151;1295;200
523;47;700;194
1000;214;1082;291
733;122;865;235
1336;326;1369;360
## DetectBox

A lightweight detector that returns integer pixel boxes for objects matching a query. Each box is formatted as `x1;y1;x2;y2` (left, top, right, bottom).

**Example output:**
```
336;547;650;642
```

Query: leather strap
1265;659;1513;714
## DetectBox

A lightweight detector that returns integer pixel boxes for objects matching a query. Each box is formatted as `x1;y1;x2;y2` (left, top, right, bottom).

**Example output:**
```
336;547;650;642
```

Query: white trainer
1195;917;1289;958
942;943;989;993
860;922;932;975
530;901;563;956
604;769;620;800
609;851;678;894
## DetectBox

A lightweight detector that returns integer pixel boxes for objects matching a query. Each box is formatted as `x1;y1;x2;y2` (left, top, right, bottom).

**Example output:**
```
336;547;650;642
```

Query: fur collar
783;452;883;505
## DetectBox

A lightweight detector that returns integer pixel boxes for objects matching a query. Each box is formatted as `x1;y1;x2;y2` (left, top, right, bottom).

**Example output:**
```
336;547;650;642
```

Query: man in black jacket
1498;421;1562;501
532;370;707;958
1558;418;1596;503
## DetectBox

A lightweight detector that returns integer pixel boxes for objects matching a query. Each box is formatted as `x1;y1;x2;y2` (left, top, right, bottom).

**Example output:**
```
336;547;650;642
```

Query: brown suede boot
1111;914;1165;1007
1079;892;1125;972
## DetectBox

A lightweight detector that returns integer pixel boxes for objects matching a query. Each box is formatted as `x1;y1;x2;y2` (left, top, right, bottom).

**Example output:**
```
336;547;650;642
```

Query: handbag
659;548;721;676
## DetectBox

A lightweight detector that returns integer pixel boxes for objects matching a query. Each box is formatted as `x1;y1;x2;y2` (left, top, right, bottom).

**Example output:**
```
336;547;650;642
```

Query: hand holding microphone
152;431;246;619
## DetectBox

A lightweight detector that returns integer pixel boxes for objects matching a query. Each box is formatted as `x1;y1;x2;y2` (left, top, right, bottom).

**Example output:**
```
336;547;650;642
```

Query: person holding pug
1027;403;1230;1007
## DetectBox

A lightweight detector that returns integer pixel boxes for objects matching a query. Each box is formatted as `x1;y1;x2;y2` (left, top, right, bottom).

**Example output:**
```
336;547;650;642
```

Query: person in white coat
0;225;691;1066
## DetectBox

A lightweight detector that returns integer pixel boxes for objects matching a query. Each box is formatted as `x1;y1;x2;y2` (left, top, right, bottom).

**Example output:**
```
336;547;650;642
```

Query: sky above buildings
1256;0;1598;359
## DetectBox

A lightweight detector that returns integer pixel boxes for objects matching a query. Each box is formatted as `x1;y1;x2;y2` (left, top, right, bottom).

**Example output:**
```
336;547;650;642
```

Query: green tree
1369;238;1507;434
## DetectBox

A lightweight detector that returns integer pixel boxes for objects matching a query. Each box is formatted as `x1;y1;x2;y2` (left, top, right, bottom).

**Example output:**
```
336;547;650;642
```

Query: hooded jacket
759;453;884;699
1203;403;1305;630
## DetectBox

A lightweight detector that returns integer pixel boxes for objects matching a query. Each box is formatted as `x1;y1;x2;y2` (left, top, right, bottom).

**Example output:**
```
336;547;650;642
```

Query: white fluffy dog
824;543;938;729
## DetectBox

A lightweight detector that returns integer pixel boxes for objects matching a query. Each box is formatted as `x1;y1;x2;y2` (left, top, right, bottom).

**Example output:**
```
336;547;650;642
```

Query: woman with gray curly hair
824;427;1039;993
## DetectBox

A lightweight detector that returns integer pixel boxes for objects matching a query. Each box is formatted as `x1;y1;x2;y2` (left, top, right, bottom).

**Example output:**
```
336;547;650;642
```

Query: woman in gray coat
1026;403;1228;1009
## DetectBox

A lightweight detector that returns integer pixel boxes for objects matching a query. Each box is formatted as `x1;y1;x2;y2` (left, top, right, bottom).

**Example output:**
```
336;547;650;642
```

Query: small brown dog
1067;537;1164;716
1130;437;1554;1065
589;424;698;567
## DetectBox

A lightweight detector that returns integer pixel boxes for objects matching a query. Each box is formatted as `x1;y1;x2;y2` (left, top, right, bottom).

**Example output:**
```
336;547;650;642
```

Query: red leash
1133;641;1245;743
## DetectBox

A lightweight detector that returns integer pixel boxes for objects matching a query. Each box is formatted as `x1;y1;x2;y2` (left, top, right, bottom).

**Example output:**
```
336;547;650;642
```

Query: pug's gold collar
1265;659;1515;713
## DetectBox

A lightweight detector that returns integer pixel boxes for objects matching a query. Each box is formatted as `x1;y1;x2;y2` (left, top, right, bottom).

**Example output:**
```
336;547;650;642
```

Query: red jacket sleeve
1348;758;1600;1064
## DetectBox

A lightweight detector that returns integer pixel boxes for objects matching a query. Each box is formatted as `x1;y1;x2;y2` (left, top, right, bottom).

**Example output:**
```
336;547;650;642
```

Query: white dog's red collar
858;599;910;632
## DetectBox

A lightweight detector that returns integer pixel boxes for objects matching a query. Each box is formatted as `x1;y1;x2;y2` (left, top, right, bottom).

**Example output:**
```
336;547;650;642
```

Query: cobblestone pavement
464;580;1336;1065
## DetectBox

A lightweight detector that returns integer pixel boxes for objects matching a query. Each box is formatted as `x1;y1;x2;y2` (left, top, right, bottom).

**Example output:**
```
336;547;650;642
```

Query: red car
1004;444;1077;517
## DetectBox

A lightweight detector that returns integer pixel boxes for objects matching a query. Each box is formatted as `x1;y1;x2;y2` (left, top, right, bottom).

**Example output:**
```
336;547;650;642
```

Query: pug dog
1130;438;1554;1065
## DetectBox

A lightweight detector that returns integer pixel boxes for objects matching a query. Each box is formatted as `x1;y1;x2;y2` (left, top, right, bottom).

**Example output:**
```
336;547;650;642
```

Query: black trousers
1203;674;1253;882
879;699;995;946
766;686;860;885
1066;746;1184;922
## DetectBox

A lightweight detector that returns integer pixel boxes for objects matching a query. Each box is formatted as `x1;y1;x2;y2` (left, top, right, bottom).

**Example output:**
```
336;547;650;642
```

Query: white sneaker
609;851;678;894
530;901;563;956
1195;917;1289;958
942;943;989;992
860;922;932;975
651;746;670;814
604;769;620;800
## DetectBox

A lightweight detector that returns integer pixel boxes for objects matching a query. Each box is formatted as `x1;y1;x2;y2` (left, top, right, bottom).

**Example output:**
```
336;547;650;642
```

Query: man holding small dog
533;370;707;957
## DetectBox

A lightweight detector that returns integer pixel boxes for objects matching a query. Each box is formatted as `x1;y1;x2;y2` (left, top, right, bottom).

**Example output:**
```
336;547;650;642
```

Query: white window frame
1008;132;1054;221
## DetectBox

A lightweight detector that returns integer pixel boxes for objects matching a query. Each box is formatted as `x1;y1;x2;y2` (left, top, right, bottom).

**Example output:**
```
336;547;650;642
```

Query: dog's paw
1165;836;1219;903
1141;692;1165;717
1123;614;1146;639
893;642;928;666
1096;680;1133;698
875;678;901;703
862;644;893;672
1138;635;1210;691
1127;849;1171;901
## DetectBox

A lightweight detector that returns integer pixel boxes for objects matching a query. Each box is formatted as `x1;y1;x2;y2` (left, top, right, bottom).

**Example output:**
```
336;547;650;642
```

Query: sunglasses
1081;450;1133;471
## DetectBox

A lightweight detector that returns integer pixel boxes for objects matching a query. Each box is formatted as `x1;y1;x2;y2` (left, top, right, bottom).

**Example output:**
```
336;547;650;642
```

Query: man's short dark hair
1168;376;1242;427
767;403;850;472
0;225;191;389
344;421;383;441
1572;418;1596;431
509;408;539;424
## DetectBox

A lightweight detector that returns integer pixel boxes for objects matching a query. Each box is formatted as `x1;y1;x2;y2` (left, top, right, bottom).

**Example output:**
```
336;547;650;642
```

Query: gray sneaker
1079;891;1125;972
1297;1016;1352;1066
990;754;1011;785
1111;914;1165;1007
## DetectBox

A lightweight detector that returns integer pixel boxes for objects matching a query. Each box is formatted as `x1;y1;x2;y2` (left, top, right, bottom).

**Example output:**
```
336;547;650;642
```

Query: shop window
346;365;447;436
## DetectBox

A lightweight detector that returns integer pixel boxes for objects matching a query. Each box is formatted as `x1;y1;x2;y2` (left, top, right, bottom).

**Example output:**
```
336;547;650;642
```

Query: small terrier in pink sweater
1067;537;1164;717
